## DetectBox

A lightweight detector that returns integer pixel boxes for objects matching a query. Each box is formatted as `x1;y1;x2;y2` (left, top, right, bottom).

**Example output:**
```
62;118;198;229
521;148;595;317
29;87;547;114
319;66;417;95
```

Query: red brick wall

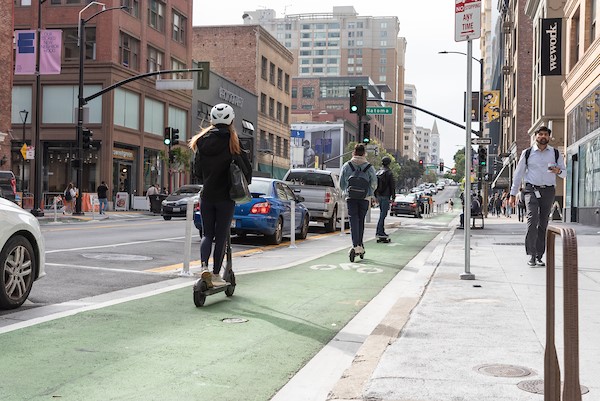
0;1;13;170
515;0;533;155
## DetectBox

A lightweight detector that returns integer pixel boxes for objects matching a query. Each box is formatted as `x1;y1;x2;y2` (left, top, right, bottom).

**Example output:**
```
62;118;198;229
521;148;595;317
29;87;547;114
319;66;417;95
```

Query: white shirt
510;144;566;196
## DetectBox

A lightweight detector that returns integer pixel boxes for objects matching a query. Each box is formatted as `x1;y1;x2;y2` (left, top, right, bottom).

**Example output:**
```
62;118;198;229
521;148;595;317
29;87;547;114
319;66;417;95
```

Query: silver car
0;197;46;309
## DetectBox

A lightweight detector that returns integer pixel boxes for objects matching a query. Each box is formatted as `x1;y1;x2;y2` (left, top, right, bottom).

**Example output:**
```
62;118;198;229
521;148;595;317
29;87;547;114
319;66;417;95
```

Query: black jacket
374;167;395;198
193;125;252;202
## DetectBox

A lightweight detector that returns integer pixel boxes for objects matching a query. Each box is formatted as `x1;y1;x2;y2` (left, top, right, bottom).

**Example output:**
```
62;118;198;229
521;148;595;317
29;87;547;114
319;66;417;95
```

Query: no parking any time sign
455;0;481;42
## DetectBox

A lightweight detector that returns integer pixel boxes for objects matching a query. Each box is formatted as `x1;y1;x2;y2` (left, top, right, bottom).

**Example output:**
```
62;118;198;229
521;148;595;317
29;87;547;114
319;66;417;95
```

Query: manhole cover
475;364;534;378
493;243;526;246
81;253;153;261
517;379;589;395
221;318;249;324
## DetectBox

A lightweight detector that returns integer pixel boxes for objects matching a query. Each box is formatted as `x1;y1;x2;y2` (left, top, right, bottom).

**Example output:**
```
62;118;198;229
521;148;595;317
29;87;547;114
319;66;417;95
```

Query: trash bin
149;194;167;214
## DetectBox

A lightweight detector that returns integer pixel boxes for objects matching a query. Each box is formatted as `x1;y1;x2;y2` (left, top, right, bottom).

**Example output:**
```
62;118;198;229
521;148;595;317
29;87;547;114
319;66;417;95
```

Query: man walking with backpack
374;156;395;239
339;144;377;259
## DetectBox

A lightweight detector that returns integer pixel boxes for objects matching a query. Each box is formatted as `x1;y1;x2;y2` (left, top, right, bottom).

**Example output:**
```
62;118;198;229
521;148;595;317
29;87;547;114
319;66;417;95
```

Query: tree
452;147;466;182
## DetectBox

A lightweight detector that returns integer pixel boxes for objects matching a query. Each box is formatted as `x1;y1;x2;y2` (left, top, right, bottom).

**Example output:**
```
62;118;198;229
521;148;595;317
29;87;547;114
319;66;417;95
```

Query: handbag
229;156;251;204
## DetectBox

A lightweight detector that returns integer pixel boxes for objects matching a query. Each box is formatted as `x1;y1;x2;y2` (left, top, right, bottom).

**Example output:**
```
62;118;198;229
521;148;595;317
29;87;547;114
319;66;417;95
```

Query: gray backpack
347;163;372;199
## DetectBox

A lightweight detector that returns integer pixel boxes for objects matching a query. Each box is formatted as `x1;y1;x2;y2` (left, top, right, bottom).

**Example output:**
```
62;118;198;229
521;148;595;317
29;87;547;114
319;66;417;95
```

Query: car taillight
325;192;331;204
10;177;16;194
250;202;271;214
194;201;200;212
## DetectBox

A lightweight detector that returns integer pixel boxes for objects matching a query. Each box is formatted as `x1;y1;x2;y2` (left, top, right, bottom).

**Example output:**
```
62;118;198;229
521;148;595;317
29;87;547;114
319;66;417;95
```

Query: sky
192;0;483;167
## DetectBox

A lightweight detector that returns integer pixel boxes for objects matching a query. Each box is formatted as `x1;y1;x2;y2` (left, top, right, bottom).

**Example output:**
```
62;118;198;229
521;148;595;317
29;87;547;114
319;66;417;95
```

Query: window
113;87;140;129
269;62;275;84
143;97;164;135
590;0;597;42
381;22;388;28
284;73;290;93
171;58;185;79
291;87;297;99
172;10;186;44
268;133;274;152
148;0;165;32
380;40;387;47
147;46;163;73
283;139;289;158
302;87;314;99
119;32;140;70
269;97;274;117
260;130;267;149
261;56;267;80
41;84;102;124
260;93;266;113
284;106;289;124
277;68;283;89
63;27;96;61
276;102;282;121
121;0;139;18
276;136;282;156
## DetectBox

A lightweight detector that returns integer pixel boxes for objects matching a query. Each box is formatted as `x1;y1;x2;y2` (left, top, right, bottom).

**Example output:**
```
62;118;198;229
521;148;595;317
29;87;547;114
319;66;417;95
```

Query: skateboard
193;232;235;307
376;236;391;243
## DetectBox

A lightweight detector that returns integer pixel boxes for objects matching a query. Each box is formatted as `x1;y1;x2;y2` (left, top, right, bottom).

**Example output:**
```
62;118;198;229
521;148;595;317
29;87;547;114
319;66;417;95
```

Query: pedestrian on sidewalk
97;181;109;214
63;182;75;214
189;103;252;288
516;187;526;222
374;156;395;238
339;144;377;257
509;126;566;267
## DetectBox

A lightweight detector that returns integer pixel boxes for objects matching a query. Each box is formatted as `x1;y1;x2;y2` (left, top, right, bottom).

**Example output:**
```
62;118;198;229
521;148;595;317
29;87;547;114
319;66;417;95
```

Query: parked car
0;197;46;309
283;168;347;232
0;170;17;203
193;202;203;237
231;177;310;244
161;184;202;220
391;193;421;218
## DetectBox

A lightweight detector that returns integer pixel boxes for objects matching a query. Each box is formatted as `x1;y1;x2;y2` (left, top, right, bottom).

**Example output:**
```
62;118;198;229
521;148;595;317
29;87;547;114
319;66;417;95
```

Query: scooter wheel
193;280;208;307
349;249;356;263
359;252;364;259
225;284;236;297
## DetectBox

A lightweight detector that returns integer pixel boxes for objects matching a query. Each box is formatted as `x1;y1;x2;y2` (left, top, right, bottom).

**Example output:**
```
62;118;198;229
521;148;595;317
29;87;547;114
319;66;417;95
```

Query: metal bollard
544;226;581;401
180;198;194;276
289;199;297;248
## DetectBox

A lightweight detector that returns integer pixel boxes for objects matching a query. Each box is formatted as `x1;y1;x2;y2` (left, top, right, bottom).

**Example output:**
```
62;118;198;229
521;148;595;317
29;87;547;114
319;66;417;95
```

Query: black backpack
64;188;72;201
524;147;559;167
347;163;372;199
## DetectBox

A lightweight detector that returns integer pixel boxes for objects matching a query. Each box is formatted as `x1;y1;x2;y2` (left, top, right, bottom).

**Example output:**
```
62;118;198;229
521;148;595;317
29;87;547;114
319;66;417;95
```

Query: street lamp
258;149;275;178
19;110;29;194
438;51;484;137
74;2;127;215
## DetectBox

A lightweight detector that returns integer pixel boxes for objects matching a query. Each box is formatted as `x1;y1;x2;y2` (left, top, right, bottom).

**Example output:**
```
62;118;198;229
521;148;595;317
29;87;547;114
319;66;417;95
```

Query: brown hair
353;143;366;156
188;124;241;154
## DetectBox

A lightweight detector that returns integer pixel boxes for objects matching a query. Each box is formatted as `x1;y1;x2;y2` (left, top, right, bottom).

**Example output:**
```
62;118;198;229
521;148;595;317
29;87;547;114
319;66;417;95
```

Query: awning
491;163;510;189
242;120;254;132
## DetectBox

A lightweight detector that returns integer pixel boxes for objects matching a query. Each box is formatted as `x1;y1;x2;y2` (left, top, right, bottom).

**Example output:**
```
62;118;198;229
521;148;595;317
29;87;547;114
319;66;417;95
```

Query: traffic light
171;128;180;145
349;85;367;115
478;147;487;167
164;127;172;146
419;159;424;167
168;150;175;163
82;128;93;149
451;168;457;175
439;161;444;172
362;122;371;143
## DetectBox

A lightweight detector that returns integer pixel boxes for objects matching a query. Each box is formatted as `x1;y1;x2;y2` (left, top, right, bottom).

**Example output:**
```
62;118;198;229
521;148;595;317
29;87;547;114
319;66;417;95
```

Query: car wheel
163;216;172;220
267;217;283;245
0;235;36;310
297;215;309;240
324;209;337;232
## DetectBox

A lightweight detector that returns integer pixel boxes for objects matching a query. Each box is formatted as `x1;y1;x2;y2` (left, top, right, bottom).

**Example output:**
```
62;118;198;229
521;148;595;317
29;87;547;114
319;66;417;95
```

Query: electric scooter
193;232;235;307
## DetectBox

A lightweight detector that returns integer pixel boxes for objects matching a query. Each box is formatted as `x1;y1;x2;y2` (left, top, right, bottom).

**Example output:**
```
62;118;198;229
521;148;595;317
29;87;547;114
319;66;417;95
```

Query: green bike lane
1;214;455;401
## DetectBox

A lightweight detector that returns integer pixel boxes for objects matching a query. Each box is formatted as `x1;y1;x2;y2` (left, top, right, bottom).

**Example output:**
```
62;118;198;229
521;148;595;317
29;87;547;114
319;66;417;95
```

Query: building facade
12;0;193;209
244;6;407;159
0;1;13;170
192;25;293;179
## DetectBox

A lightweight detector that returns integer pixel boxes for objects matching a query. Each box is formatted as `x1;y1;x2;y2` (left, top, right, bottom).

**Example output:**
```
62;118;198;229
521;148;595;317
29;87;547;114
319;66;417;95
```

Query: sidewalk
35;209;156;224
277;216;599;401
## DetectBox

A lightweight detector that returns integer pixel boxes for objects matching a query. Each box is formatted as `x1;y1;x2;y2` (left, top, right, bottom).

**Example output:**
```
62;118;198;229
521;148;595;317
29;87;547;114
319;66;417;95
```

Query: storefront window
143;148;162;194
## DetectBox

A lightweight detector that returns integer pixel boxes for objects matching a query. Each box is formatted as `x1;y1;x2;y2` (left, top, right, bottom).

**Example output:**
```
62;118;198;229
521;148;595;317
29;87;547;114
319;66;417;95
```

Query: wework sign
541;18;562;76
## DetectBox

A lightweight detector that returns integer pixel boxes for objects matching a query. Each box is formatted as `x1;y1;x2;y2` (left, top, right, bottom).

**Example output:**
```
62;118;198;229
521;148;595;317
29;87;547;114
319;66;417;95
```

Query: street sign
455;0;481;42
20;143;28;159
471;137;491;145
26;147;35;160
366;106;393;115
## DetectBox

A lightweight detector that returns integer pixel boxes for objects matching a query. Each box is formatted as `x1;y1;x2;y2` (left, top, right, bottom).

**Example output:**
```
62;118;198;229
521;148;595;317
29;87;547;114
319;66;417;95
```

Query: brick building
0;1;14;170
12;0;193;209
192;25;293;178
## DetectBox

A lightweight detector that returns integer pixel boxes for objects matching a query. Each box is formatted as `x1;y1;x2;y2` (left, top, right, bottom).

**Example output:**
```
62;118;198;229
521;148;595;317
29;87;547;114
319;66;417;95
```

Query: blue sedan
232;178;309;244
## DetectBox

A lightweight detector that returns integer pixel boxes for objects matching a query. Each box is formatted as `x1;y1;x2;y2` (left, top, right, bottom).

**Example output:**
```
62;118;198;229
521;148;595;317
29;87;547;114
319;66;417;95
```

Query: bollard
53;196;59;223
544;226;581;401
289;199;297;248
339;201;345;236
180;198;194;276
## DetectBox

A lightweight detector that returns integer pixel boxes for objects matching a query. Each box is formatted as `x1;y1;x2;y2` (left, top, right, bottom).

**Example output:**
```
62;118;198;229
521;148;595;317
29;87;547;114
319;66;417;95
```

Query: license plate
230;219;236;228
172;207;180;212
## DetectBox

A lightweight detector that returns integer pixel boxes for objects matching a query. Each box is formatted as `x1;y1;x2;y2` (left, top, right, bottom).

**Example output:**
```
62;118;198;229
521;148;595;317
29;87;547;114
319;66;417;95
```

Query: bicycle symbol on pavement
310;263;383;274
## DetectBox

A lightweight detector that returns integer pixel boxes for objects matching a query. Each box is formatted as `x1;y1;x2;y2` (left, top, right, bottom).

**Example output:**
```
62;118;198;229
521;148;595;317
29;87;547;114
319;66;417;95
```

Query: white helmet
210;103;235;125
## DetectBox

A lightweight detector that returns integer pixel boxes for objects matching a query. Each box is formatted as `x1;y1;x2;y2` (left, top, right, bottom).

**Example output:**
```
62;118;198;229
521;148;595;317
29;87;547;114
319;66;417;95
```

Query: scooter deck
194;282;232;296
376;236;391;243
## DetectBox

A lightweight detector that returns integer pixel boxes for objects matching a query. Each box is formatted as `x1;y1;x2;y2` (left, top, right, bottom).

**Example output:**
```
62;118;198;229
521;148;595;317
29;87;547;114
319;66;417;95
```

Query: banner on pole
540;18;562;76
39;30;62;75
482;90;500;122
15;30;36;75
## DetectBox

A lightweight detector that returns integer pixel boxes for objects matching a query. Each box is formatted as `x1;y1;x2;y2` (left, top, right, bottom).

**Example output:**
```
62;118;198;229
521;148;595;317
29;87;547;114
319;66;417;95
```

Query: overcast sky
192;0;483;166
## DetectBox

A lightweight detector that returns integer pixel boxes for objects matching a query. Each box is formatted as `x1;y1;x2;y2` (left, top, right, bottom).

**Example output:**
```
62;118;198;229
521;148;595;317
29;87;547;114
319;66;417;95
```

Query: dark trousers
200;198;235;274
518;205;526;222
376;196;390;236
347;198;369;247
525;187;555;258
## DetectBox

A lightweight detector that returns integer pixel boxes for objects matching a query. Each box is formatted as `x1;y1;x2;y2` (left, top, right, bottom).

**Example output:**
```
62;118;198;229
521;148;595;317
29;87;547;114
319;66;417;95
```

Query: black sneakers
536;257;546;266
527;256;536;267
527;256;546;267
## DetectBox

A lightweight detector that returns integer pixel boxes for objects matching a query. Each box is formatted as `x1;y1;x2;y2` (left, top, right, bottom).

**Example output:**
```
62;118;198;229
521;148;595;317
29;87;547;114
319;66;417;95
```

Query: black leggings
200;199;235;274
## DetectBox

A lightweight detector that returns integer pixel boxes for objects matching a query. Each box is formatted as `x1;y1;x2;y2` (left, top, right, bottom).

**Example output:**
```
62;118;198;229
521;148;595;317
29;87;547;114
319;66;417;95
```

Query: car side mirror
295;195;305;202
